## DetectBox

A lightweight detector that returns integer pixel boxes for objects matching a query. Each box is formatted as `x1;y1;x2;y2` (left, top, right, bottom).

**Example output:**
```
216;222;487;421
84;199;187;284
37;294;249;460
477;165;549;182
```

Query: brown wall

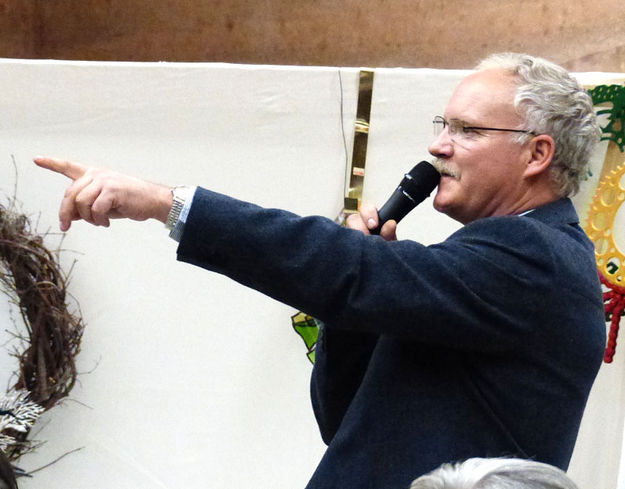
0;0;37;59
1;0;625;72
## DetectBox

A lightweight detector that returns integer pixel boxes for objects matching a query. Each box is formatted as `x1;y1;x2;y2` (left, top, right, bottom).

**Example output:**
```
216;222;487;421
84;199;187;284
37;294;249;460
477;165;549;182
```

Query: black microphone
370;160;441;235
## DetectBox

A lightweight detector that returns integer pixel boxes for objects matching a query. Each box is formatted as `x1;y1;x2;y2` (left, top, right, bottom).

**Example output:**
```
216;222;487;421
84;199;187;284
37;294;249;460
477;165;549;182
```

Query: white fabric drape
0;59;621;489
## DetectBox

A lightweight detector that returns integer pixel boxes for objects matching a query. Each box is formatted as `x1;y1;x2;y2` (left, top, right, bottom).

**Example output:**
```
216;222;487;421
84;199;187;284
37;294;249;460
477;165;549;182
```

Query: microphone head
401;161;441;202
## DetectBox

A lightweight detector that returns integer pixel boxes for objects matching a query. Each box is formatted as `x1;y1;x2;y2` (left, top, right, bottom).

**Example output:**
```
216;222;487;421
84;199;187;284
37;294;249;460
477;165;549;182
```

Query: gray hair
409;458;579;489
476;53;601;197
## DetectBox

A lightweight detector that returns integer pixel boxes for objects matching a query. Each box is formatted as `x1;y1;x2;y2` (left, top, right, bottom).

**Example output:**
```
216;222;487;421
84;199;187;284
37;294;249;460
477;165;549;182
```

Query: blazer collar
523;198;580;226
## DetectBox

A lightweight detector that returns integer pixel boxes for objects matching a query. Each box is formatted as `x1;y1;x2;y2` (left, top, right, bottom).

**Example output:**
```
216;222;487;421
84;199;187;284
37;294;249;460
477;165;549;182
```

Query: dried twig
0;196;84;464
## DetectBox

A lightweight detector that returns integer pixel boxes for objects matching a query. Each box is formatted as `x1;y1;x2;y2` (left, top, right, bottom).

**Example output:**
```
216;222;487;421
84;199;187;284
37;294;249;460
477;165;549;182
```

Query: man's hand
34;156;173;231
345;203;397;241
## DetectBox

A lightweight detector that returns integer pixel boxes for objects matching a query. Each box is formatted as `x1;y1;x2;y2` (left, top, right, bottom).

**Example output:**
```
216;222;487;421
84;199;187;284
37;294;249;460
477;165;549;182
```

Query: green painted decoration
589;84;625;152
291;312;321;364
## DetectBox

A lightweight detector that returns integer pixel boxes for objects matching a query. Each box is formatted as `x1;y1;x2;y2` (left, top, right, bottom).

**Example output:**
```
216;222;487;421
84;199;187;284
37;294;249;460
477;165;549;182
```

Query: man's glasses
433;116;535;140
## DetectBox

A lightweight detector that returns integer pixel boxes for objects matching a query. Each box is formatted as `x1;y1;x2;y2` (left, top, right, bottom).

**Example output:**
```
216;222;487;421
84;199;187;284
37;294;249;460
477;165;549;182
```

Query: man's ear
524;134;555;178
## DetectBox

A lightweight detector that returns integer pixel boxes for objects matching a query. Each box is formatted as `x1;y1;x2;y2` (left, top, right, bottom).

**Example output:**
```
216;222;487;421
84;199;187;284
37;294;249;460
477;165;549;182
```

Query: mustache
431;158;460;179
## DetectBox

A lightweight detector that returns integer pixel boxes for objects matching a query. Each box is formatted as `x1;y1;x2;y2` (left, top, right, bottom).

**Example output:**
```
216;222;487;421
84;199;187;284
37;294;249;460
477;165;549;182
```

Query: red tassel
600;272;625;363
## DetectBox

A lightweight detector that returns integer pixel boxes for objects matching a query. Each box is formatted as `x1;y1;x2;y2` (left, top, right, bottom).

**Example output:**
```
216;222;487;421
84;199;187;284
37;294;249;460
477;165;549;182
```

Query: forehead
445;69;520;124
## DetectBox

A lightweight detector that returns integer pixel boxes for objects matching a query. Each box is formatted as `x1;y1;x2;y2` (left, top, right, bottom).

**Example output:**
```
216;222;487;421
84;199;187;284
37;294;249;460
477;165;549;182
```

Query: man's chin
433;202;450;217
433;192;452;214
433;197;463;222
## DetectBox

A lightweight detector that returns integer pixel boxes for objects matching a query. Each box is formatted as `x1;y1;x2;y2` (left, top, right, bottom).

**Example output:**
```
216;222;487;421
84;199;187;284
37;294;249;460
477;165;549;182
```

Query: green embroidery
607;261;620;275
589;84;625;152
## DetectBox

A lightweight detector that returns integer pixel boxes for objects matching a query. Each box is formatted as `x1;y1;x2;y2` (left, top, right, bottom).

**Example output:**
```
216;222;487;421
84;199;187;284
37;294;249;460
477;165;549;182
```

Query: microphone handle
369;161;440;235
370;189;416;235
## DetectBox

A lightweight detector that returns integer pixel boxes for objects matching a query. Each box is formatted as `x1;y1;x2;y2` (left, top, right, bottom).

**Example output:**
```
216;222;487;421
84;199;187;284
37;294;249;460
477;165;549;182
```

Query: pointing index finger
33;156;88;181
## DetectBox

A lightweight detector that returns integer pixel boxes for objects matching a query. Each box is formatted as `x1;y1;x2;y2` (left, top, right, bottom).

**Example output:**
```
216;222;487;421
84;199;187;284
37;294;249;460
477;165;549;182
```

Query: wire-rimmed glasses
433;116;535;140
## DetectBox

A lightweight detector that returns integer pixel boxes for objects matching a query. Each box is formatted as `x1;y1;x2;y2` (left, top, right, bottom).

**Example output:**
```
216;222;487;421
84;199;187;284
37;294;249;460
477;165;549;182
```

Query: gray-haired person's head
476;52;601;198
410;458;579;489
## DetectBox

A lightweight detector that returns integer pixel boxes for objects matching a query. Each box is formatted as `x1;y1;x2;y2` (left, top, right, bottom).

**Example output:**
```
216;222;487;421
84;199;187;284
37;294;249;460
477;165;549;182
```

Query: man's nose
428;130;453;159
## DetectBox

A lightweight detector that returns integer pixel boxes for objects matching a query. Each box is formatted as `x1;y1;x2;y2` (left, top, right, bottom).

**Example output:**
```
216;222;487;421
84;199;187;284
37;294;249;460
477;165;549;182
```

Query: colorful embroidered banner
586;84;625;362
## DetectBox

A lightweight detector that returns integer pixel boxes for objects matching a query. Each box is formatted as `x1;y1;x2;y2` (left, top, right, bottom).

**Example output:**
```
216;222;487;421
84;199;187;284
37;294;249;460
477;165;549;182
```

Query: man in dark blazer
34;53;605;489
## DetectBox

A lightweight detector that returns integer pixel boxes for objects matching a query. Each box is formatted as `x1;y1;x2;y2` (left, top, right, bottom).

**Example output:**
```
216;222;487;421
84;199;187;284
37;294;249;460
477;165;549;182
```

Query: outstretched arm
34;156;173;231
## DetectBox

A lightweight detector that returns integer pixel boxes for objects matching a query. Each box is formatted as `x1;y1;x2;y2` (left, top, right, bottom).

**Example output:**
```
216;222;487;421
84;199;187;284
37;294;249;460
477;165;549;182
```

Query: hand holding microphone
346;161;440;238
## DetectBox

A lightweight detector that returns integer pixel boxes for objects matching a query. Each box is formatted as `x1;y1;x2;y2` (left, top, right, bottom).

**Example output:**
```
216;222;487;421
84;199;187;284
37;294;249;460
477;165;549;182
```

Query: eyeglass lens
433;116;446;137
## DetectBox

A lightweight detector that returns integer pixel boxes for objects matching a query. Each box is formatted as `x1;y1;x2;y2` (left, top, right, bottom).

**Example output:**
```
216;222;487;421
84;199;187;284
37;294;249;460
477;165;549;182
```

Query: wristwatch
165;185;194;240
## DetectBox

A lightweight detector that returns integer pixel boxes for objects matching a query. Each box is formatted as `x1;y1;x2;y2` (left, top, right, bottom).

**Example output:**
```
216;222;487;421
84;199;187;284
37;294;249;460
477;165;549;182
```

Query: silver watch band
165;186;195;241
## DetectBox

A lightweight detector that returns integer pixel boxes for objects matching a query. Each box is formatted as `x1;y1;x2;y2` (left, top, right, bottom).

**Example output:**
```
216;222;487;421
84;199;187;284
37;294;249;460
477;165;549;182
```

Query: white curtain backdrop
0;59;622;489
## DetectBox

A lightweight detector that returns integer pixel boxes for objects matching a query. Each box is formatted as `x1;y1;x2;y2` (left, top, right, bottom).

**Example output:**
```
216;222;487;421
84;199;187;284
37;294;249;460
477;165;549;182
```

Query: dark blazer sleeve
176;188;604;355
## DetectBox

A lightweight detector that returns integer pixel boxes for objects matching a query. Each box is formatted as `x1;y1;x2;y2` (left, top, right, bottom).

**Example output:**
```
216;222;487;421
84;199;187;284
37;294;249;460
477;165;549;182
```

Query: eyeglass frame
432;115;537;138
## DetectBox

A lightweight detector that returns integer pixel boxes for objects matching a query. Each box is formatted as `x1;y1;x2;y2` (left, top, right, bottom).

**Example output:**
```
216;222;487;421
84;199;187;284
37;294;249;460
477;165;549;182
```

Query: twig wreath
0;189;84;487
